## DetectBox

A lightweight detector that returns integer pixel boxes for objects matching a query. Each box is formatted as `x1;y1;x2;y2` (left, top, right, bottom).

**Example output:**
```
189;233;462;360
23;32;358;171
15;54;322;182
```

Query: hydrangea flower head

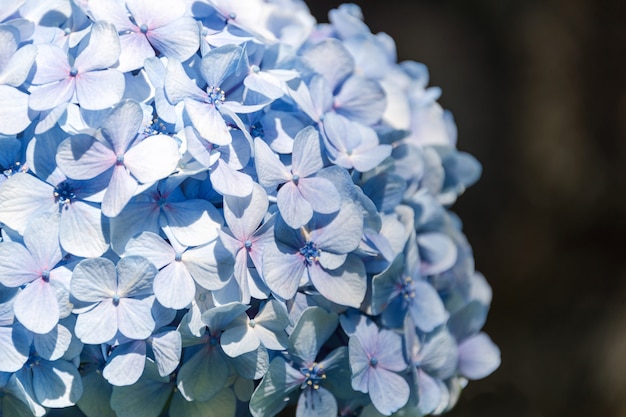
0;1;499;416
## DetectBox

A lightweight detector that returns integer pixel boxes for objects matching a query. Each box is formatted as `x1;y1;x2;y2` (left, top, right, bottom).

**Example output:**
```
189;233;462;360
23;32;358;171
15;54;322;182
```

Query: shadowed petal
0;325;31;372
103;340;146;386
32;359;83;407
56;134;115;180
75;21;121;72
177;347;228;402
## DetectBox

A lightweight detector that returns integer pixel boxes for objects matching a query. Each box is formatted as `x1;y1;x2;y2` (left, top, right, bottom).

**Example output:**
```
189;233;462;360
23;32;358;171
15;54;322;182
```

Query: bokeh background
308;0;626;416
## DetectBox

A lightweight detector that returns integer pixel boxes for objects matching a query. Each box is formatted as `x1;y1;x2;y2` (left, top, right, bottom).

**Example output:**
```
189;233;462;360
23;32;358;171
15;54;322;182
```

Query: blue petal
308;255;366;309
367;367;409;416
301;39;354;90
170;387;236;417
0;85;30;135
75;69;125;110
0;324;31;372
103;340;147;386
296;386;337;417
74;300;118;344
110;359;171;417
249;356;303;417
14;279;59;334
457;333;500;380
150;329;182;377
77;369;116;417
176;346;228;402
289;307;338;365
32;359;83;407
409;280;447;333
154;261;195;309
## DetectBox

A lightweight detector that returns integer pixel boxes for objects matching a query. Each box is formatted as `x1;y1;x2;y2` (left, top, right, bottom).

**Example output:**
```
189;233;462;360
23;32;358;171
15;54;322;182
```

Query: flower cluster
0;1;500;416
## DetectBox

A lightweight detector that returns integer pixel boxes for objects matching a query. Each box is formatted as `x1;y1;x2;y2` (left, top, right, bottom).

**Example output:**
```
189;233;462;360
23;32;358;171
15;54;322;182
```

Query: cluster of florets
0;1;500;416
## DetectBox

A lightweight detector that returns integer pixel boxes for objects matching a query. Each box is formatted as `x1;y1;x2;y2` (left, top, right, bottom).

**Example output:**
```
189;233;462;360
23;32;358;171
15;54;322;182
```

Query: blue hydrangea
0;1;499;416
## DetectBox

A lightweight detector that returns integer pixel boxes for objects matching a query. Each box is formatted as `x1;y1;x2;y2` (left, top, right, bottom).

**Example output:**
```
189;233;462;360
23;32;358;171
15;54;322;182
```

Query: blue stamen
300;362;326;390
41;270;50;282
54;181;76;205
206;86;226;105
69;67;78;77
112;294;120;306
299;241;320;265
244;239;253;249
250;122;264;139
139;24;149;34
369;357;378;367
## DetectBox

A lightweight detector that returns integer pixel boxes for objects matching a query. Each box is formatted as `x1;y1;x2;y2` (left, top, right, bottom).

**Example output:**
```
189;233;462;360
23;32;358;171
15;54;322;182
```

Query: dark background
308;0;626;416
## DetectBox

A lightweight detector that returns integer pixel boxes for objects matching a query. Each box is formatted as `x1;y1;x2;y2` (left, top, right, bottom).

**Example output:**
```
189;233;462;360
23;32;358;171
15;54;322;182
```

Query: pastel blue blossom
219;299;290;357
184;125;254;197
164;45;263;146
403;316;459;415
344;314;410;416
70;256;156;344
0;1;497;415
109;177;224;253
219;183;274;303
0;132;109;256
56;99;180;217
322;112;392;172
249;307;343;417
12;348;83;409
29;21;124;112
123;230;234;308
372;232;448;332
263;201;366;307
254;126;341;228
89;0;200;72
0;213;71;334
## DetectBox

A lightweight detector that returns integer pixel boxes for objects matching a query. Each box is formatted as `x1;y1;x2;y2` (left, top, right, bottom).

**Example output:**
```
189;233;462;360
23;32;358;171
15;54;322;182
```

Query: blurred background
308;0;626;416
